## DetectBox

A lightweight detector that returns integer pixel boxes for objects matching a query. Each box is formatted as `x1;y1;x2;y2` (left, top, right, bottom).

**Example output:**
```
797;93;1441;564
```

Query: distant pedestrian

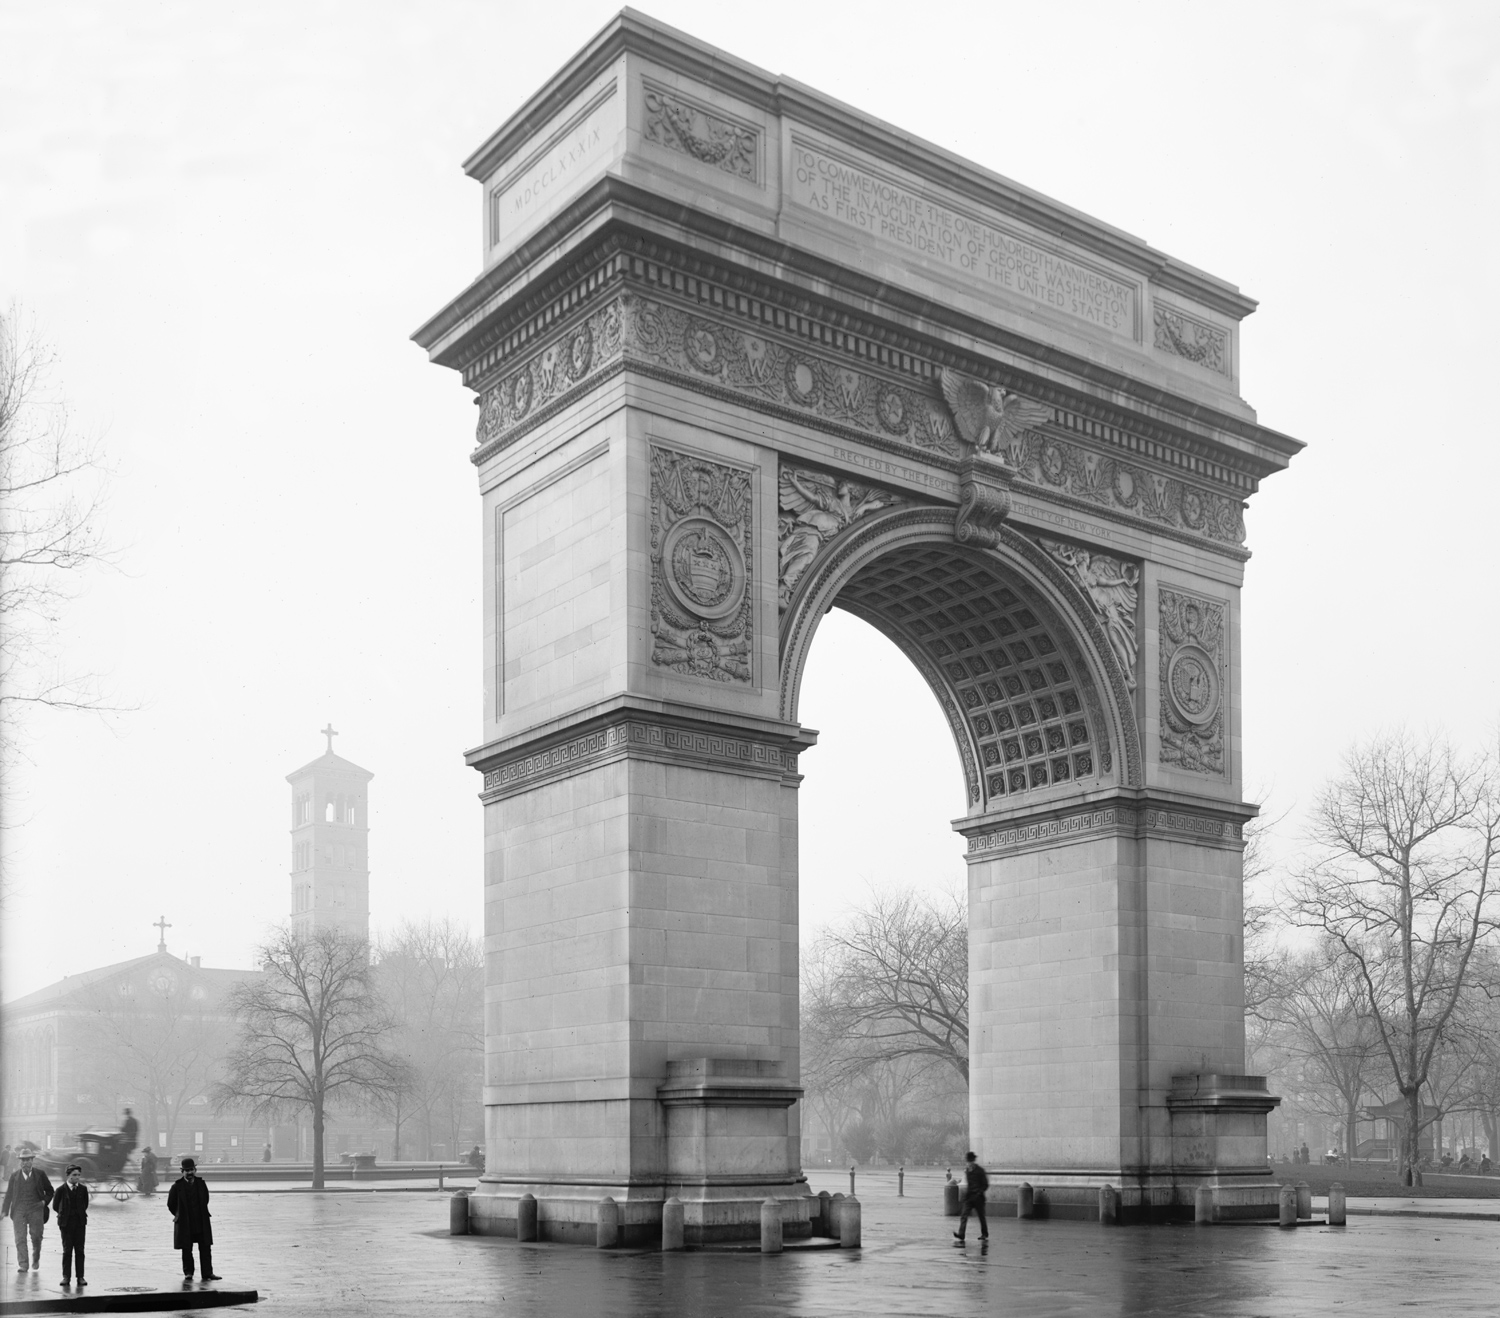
261;1144;272;1164
0;1147;10;1179
52;1165;88;1288
138;1148;159;1197
466;1145;483;1171
167;1159;220;1282
120;1108;139;1161
952;1151;989;1243
1299;1143;1309;1165
2;1149;54;1273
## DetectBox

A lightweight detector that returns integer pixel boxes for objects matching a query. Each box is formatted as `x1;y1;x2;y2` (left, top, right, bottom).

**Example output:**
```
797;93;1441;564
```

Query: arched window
324;799;334;822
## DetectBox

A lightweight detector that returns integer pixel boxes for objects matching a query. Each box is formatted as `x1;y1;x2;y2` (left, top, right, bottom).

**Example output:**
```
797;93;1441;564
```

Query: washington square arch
414;12;1302;1241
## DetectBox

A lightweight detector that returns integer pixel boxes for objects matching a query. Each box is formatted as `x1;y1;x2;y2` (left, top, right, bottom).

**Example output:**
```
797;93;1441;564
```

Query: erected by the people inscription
790;137;1139;340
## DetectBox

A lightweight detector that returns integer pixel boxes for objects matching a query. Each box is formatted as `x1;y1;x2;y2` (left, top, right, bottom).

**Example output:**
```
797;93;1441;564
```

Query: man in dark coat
953;1150;990;1243
52;1165;88;1287
2;1149;54;1272
166;1158;220;1281
120;1108;139;1161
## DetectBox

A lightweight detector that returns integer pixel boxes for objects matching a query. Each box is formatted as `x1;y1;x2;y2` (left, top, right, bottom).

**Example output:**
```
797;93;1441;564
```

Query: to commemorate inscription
1158;586;1226;775
777;463;903;610
642;81;759;181
650;446;755;684
791;138;1139;339
1040;539;1140;691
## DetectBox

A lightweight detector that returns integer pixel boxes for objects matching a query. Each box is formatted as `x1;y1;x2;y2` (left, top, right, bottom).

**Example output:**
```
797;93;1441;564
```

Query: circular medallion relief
786;359;818;404
662;518;746;621
877;387;907;432
512;371;533;417
684;323;720;372
149;970;177;997
1166;644;1220;727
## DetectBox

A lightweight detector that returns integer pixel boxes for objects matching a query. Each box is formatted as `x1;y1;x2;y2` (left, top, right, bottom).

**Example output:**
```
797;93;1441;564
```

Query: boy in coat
52;1165;88;1287
166;1158;220;1281
2;1149;54;1272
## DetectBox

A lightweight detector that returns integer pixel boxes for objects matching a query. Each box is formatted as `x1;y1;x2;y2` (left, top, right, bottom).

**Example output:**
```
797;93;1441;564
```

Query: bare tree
75;978;232;1160
215;927;409;1187
1290;730;1500;1185
1270;941;1382;1164
374;919;483;1160
809;889;968;1085
0;307;117;771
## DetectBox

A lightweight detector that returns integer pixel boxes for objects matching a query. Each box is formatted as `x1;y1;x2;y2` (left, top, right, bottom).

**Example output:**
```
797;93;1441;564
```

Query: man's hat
18;1150;34;1159
180;1157;196;1171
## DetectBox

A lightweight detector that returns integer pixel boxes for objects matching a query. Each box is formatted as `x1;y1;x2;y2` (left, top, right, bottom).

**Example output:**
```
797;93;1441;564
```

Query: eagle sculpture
939;368;1053;459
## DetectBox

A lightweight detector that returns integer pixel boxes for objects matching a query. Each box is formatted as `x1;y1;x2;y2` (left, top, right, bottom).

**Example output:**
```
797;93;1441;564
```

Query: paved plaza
2;1169;1498;1316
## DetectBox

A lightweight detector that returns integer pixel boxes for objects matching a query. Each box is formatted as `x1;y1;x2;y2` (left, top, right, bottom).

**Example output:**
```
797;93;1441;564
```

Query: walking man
167;1158;219;1282
120;1108;139;1161
953;1150;989;1243
52;1165;88;1288
2;1149;54;1273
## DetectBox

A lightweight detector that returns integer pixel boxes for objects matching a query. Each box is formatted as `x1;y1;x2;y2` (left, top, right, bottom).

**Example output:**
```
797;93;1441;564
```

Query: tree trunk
1346;1102;1359;1167
1402;1087;1422;1186
312;1097;325;1190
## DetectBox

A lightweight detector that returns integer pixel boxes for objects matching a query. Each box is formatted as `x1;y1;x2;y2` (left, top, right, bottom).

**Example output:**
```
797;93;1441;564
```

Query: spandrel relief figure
1040;540;1140;691
777;466;901;609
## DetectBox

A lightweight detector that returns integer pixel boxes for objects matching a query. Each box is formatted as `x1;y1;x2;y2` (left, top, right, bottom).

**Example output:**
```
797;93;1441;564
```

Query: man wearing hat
1;1149;55;1272
166;1158;219;1281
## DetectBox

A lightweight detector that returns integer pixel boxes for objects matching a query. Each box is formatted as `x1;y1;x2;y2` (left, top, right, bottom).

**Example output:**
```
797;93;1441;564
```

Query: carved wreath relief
777;463;902;610
650;446;754;684
642;82;759;182
1040;539;1140;691
1152;304;1230;378
1158;586;1226;775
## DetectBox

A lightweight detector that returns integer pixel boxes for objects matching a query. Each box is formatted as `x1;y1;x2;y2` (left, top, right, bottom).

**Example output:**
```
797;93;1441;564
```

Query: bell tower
287;725;374;943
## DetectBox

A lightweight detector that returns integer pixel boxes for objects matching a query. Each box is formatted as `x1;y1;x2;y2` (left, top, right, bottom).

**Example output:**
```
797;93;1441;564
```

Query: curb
0;1288;257;1315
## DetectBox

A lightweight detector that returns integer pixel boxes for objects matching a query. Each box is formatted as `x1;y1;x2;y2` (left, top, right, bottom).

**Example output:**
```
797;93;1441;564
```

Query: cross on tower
321;724;338;755
154;915;171;954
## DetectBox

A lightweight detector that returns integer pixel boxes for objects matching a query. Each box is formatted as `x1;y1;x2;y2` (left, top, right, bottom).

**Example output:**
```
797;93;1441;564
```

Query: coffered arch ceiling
780;507;1140;814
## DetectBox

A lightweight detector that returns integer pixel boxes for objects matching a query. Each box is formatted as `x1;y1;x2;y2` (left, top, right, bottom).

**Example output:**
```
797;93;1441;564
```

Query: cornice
458;10;1256;322
960;790;1255;857
416;192;1300;485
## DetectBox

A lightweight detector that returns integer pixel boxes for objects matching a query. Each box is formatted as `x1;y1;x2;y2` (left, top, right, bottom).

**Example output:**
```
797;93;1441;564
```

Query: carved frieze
1158;586;1226;775
1153;304;1230;377
650;446;755;684
473;290;1248;553
476;299;624;449
777;463;903;611
642;81;759;182
1039;539;1140;691
631;296;959;456
965;800;1243;856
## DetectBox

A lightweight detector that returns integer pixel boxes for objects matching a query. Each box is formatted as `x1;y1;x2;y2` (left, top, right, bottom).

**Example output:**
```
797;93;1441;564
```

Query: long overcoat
166;1175;212;1247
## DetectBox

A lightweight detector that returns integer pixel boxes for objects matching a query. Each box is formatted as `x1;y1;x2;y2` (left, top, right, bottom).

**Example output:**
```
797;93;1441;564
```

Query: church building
2;731;386;1162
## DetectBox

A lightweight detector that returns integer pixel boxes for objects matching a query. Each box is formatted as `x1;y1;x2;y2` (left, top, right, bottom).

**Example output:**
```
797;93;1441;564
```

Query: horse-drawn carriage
36;1131;137;1201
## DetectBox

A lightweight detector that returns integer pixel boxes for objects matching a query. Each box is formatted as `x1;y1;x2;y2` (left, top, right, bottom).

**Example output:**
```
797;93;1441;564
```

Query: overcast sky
2;0;1496;1000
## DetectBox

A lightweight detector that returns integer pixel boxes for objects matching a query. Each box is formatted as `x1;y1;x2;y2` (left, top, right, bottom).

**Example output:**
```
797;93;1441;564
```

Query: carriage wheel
111;1175;134;1202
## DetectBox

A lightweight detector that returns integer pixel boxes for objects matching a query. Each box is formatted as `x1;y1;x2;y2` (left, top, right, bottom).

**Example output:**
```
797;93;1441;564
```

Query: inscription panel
789;137;1140;341
489;79;620;251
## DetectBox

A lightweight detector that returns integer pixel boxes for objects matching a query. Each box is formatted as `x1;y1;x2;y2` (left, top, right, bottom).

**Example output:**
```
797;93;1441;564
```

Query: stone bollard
1099;1184;1118;1225
1194;1184;1214;1224
849;1166;857;1196
449;1190;470;1235
661;1196;685;1250
943;1178;960;1216
1017;1182;1035;1220
898;1166;905;1197
817;1190;833;1236
1278;1183;1297;1228
761;1199;783;1254
830;1191;846;1237
597;1195;620;1249
517;1193;537;1242
840;1194;862;1248
1328;1182;1347;1227
1295;1181;1312;1219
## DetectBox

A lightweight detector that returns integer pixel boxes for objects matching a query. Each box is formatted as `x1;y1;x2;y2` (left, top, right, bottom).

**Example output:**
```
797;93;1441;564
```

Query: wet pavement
0;1168;1496;1315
